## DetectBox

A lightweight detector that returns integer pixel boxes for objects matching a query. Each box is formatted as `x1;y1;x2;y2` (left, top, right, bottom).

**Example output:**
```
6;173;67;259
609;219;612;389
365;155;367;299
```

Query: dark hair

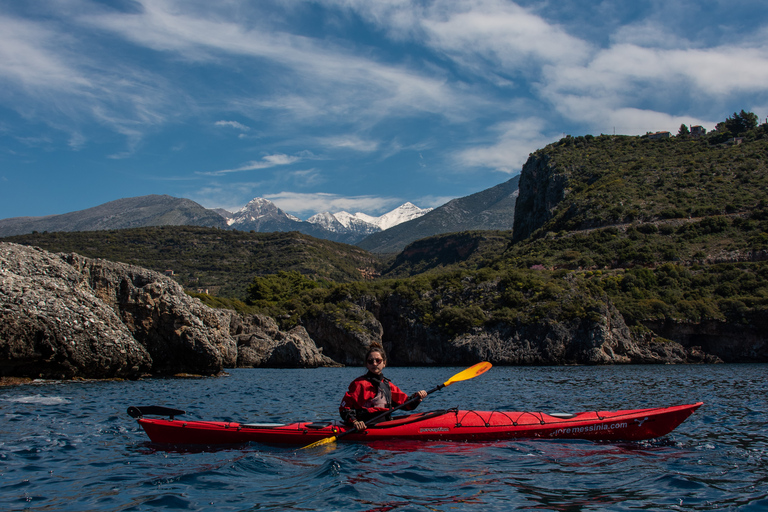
365;342;387;363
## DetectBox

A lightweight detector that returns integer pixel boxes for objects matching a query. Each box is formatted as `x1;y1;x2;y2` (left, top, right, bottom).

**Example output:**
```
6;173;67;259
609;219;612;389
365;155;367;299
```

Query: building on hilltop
691;125;706;138
648;131;671;140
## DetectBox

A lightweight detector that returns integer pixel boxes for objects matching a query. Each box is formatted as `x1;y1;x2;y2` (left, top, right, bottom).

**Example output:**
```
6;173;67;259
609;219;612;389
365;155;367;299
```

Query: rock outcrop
1;243;338;379
512;153;567;243
302;301;383;365
643;319;766;363
303;293;719;366
1;244;153;379
231;314;339;367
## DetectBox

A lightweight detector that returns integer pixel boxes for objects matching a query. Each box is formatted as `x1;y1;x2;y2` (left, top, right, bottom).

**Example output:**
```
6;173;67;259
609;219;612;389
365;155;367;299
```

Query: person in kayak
339;342;428;432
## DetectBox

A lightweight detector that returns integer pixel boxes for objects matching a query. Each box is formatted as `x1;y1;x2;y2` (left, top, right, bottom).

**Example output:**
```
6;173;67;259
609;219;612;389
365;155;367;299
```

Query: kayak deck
134;402;703;445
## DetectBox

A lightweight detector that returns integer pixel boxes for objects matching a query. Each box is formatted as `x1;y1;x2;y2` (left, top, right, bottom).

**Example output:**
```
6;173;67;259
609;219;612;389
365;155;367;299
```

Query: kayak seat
304;421;337;429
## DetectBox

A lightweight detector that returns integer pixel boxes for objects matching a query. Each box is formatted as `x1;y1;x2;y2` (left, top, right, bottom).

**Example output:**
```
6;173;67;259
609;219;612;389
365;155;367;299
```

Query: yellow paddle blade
443;361;492;387
301;435;338;450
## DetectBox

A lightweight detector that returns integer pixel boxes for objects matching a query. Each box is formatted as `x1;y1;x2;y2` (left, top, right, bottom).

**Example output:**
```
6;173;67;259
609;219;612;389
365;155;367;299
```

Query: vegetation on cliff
2;226;383;298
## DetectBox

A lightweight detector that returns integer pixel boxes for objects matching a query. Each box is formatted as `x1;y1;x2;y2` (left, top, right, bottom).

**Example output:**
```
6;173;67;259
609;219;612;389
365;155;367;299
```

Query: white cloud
68;132;87;150
0;15;91;91
316;135;380;152
336;0;768;136
4;0;768;187
0;10;182;153
539;40;768;134
189;182;267;212
456;118;553;173
81;0;468;123
421;0;590;70
263;191;399;217
215;120;250;131
203;154;302;175
414;194;456;209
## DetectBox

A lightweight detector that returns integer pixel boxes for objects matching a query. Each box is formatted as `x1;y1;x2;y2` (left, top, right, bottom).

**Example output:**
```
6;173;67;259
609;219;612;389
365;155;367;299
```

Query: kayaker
339;342;428;432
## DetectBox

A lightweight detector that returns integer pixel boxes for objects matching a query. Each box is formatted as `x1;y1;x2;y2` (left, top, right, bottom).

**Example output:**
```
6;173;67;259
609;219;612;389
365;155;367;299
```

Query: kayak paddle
301;361;492;450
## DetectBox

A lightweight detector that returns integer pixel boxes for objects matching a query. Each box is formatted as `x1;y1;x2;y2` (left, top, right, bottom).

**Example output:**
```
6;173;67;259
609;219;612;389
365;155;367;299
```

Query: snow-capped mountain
0;181;517;249
227;198;297;230
221;197;430;244
365;202;434;230
307;202;432;234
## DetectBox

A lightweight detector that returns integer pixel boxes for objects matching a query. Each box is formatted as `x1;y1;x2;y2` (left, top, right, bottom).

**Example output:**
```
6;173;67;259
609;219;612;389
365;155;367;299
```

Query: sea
1;364;766;511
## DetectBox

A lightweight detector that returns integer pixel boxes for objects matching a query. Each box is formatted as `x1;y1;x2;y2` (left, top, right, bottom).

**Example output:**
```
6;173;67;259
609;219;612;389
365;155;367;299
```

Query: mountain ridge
0;195;228;237
0;185;510;246
357;176;520;254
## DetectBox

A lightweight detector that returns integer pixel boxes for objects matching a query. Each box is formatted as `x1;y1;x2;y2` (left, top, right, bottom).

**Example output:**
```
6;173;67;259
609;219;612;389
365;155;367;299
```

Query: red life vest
339;372;418;423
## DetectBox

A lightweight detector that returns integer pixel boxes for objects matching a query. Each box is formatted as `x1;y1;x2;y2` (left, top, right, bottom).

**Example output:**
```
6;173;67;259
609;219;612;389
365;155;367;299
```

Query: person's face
366;352;386;375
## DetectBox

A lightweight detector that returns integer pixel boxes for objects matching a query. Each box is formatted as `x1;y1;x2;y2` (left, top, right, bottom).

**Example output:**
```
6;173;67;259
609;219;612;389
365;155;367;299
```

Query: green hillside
369;119;768;349
2;226;383;299
529;136;766;236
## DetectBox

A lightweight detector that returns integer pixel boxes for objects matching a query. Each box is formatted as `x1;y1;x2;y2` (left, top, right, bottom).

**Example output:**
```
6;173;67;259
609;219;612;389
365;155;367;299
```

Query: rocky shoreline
1;242;336;380
0;242;733;382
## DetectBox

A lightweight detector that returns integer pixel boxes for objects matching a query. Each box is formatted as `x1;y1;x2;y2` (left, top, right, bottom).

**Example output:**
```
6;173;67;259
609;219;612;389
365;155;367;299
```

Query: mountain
357;176;520;254
306;202;433;240
227;198;309;232
0;195;227;237
353;202;434;230
306;211;380;239
0;186;498;248
227;198;383;244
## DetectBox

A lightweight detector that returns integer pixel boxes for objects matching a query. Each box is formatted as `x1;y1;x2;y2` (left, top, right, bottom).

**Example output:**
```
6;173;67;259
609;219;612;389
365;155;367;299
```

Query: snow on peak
332;211;356;229
306;202;432;232
240;197;276;213
229;197;432;234
375;202;432;230
307;211;343;230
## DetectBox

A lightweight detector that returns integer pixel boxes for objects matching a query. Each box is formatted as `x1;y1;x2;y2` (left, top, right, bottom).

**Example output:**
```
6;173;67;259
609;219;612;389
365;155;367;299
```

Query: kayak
129;402;702;446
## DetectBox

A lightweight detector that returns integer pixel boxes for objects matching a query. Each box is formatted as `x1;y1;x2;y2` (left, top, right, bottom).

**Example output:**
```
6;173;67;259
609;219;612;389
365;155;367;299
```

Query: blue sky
1;0;767;220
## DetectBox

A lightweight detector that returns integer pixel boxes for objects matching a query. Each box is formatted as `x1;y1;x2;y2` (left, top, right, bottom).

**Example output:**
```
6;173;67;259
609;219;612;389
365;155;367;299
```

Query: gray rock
303;301;384;365
512;153;567;243
362;290;710;366
236;323;340;367
61;251;237;375
1;243;341;379
1;244;151;378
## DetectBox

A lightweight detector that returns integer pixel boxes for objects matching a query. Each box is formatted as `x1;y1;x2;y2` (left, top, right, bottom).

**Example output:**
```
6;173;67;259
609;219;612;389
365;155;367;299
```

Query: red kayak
129;402;702;446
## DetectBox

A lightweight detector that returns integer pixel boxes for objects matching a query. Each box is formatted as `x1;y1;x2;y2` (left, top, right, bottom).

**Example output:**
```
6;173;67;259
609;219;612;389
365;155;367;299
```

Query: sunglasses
367;358;383;364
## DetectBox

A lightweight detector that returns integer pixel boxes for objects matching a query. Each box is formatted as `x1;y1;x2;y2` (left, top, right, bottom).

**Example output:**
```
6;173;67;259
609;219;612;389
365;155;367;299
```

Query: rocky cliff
0;241;732;381
512;153;567;243
0;243;335;379
303;292;720;366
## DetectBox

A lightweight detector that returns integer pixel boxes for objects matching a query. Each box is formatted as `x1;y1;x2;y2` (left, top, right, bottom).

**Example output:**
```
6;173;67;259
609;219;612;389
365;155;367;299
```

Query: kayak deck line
131;402;703;446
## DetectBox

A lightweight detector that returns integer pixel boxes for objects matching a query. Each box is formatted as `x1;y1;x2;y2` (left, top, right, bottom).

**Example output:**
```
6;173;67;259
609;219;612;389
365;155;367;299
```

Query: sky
1;0;767;220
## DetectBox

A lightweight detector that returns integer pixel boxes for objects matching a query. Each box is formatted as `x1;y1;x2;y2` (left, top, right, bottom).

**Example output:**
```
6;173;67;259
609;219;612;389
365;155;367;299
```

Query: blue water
1;365;766;511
